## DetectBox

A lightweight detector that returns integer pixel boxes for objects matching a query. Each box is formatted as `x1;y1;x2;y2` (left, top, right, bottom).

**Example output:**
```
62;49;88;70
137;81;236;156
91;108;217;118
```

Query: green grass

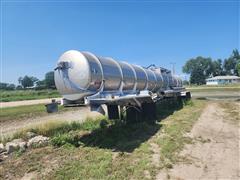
0;99;207;179
0;104;47;123
0;90;60;102
0;104;69;123
185;85;240;99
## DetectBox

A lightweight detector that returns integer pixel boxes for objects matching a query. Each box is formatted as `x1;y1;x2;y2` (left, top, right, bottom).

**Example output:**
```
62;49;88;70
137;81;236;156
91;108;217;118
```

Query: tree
0;82;8;90
233;49;240;76
223;49;240;76
190;67;206;85
18;76;38;89
237;63;240;77
183;56;213;85
6;84;16;90
0;82;16;90
212;59;224;76
19;76;33;88
45;71;56;89
18;77;23;85
223;58;236;75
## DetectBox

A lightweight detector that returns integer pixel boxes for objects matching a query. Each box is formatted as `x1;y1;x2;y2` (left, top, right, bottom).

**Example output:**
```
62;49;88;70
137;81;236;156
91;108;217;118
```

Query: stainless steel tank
81;52;103;91
117;61;136;91
161;73;169;89
145;69;157;91
54;50;178;101
97;57;122;91
54;50;95;101
131;64;147;90
153;71;163;92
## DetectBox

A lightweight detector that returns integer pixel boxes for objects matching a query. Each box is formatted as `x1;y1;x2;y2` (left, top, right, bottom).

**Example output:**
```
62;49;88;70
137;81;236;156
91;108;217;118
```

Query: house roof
206;75;240;81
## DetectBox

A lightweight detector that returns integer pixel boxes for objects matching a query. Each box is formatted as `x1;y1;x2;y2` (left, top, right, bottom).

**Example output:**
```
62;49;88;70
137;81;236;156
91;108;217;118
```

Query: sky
1;0;239;84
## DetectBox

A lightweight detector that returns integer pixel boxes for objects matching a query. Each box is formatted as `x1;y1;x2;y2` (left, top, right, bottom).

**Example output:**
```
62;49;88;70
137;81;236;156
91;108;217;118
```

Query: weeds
1;117;107;144
51;133;80;147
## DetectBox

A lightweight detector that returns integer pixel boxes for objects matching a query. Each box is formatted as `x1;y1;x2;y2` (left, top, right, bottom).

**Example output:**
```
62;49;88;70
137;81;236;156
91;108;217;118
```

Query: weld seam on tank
152;70;158;92
82;51;104;93
123;61;137;92
114;60;130;93
97;56;122;92
128;64;140;92
109;57;124;92
146;69;157;92
152;71;161;92
151;70;158;92
131;64;147;91
138;65;148;90
139;66;148;90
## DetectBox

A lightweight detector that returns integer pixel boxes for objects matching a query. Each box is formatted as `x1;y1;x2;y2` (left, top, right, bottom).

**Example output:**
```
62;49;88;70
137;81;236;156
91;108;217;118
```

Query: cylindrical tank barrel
97;57;122;91
118;61;136;91
54;50;181;101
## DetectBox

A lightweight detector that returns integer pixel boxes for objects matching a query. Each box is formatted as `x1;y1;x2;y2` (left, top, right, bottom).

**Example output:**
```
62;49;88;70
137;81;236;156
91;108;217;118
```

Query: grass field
0;90;60;102
186;85;240;99
0;99;207;179
0;104;70;123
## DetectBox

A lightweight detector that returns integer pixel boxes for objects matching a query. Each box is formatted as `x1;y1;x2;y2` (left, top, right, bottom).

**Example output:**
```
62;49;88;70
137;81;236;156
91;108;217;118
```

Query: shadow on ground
78;98;186;153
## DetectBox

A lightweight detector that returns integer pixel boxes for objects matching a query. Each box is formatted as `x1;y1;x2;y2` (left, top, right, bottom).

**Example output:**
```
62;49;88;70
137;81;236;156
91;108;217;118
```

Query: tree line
183;49;240;85
0;71;56;90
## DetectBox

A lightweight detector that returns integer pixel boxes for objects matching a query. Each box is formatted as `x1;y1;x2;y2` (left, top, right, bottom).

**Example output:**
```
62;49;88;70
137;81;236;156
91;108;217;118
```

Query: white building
206;76;240;85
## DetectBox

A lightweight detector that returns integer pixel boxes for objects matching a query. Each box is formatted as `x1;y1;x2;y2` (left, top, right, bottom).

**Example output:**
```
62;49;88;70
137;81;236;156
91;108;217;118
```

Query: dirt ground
157;101;240;180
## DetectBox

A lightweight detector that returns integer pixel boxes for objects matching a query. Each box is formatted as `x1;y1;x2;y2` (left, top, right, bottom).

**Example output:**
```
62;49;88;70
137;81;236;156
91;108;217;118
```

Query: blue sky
1;1;239;84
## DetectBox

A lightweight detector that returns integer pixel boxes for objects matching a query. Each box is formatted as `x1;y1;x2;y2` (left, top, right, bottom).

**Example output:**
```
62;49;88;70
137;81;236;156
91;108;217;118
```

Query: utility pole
170;62;176;75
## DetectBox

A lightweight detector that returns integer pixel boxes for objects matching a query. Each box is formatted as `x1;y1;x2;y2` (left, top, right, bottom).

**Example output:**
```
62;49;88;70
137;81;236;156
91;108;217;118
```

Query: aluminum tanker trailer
54;50;191;122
